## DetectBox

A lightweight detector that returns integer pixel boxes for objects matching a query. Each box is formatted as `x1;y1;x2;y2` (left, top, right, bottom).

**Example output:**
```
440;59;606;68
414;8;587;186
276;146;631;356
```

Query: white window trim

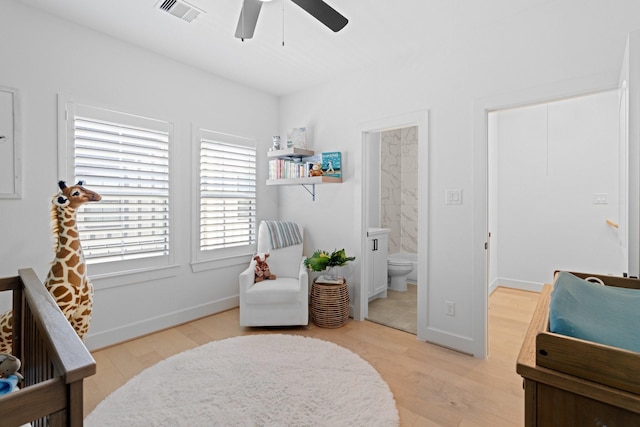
57;94;177;278
190;125;257;272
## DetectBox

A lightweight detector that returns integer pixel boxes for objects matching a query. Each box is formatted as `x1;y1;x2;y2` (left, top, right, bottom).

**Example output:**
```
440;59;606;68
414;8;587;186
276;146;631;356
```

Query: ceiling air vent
157;0;205;23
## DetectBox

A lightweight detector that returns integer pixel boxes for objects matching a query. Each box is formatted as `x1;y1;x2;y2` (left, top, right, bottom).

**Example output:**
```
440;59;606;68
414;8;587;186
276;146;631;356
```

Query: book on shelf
268;157;305;180
321;152;341;178
315;275;345;285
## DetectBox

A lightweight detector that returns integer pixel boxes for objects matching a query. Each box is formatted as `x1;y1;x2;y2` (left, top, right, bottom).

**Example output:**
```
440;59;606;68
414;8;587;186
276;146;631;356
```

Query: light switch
446;189;462;205
593;193;608;205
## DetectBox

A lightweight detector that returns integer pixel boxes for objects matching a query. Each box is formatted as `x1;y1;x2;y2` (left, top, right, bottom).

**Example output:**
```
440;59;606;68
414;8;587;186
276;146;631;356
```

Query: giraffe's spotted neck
53;204;84;263
47;204;87;295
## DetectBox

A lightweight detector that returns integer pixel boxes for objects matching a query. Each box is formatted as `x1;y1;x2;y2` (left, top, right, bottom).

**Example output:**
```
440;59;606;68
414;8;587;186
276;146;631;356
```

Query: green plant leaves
304;249;355;271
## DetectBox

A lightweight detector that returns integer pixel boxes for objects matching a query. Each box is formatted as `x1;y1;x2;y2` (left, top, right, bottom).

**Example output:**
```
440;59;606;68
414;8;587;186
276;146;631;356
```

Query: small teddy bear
0;354;23;380
309;163;323;177
254;253;277;282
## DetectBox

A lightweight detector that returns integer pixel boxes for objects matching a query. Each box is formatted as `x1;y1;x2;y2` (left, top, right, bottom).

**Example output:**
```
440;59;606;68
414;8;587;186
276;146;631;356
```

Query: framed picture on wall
0;85;21;198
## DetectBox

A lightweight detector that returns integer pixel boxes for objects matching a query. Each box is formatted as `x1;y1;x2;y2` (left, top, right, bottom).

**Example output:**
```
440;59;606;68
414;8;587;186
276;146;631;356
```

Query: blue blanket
550;271;640;352
0;375;19;395
264;221;302;249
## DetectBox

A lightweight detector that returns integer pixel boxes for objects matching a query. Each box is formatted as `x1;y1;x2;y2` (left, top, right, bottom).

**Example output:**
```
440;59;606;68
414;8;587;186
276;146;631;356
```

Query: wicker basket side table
310;280;350;328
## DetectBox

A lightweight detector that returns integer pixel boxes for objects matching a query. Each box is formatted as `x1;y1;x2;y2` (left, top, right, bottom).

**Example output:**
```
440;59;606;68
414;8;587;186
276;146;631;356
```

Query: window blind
199;137;256;251
73;114;170;264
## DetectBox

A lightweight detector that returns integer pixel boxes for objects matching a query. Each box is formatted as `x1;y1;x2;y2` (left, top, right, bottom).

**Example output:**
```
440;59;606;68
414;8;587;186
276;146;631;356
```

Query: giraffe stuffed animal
0;181;101;354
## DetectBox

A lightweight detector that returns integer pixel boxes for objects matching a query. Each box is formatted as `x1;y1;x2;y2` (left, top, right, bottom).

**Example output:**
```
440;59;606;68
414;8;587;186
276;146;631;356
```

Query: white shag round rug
85;334;399;427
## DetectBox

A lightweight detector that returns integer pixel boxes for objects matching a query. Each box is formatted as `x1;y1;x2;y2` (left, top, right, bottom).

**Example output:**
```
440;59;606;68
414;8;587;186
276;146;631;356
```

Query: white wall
0;1;279;349
3;0;640;357
493;91;622;291
278;1;640;355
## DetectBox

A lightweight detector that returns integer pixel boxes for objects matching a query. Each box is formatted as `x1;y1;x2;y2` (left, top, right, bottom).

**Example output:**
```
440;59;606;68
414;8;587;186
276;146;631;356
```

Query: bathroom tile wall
400;126;419;253
381;129;401;252
381;126;419;253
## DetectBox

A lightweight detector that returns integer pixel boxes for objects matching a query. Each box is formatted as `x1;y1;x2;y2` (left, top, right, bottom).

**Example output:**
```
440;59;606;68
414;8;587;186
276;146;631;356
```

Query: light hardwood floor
84;287;540;426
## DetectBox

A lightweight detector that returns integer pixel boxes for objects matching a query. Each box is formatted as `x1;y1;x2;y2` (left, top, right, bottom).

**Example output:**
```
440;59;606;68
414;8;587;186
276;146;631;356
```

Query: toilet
387;256;414;292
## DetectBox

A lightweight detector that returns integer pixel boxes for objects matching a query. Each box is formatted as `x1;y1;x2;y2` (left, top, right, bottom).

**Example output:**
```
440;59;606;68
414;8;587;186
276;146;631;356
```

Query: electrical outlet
445;300;455;316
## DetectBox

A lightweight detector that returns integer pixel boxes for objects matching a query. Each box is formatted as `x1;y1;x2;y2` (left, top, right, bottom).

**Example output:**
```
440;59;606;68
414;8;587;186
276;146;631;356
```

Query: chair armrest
239;259;257;294
298;257;309;293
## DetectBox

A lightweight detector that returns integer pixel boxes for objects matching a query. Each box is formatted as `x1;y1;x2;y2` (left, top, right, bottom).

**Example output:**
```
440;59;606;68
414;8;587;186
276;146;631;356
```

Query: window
197;129;256;259
60;101;172;270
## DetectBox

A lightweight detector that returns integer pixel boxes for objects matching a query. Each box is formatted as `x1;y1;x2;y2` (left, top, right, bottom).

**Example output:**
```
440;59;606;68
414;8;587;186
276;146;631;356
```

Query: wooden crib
0;268;96;427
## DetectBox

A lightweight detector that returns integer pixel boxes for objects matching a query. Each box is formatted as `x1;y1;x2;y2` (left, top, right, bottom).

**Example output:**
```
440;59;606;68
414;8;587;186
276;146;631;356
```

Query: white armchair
239;221;309;326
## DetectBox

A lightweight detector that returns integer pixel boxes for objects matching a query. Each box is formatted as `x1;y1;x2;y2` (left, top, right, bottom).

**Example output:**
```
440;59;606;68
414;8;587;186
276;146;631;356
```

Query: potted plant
304;249;355;280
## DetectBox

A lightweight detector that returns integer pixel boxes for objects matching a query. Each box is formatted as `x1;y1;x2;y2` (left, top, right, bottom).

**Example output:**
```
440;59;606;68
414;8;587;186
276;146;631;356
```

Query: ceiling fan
235;0;348;41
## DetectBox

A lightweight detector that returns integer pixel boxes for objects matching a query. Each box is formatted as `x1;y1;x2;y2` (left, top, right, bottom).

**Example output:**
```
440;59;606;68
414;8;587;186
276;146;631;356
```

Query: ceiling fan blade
235;0;263;40
291;0;348;32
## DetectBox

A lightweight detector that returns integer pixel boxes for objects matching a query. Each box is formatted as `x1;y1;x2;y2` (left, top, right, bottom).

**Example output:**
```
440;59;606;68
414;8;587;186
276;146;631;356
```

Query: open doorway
357;111;429;341
365;126;419;335
487;90;624;295
473;86;629;358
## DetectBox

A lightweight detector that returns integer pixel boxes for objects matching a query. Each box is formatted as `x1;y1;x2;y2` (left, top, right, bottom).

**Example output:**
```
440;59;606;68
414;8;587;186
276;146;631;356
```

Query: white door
619;30;640;277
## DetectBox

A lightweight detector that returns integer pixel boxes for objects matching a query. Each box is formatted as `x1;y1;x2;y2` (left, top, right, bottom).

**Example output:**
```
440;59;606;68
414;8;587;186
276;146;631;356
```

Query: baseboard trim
84;295;239;351
489;278;500;295
424;326;475;356
494;277;544;293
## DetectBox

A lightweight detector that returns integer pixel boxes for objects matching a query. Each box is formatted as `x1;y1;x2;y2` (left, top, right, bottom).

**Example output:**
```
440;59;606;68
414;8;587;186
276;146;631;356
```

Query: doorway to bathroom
366;126;419;334
359;110;428;339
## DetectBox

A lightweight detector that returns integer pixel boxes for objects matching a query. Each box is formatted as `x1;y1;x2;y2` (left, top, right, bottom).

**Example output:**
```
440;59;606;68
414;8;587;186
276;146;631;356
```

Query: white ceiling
16;0;550;96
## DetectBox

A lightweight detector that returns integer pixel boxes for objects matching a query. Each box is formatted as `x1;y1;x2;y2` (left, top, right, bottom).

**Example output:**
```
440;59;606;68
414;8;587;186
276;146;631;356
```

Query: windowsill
91;264;180;290
191;253;253;273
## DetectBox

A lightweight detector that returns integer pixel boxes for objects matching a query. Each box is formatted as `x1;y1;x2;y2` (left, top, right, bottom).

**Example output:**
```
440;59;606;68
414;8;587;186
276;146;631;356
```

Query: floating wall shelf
267;147;315;159
266;148;342;201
